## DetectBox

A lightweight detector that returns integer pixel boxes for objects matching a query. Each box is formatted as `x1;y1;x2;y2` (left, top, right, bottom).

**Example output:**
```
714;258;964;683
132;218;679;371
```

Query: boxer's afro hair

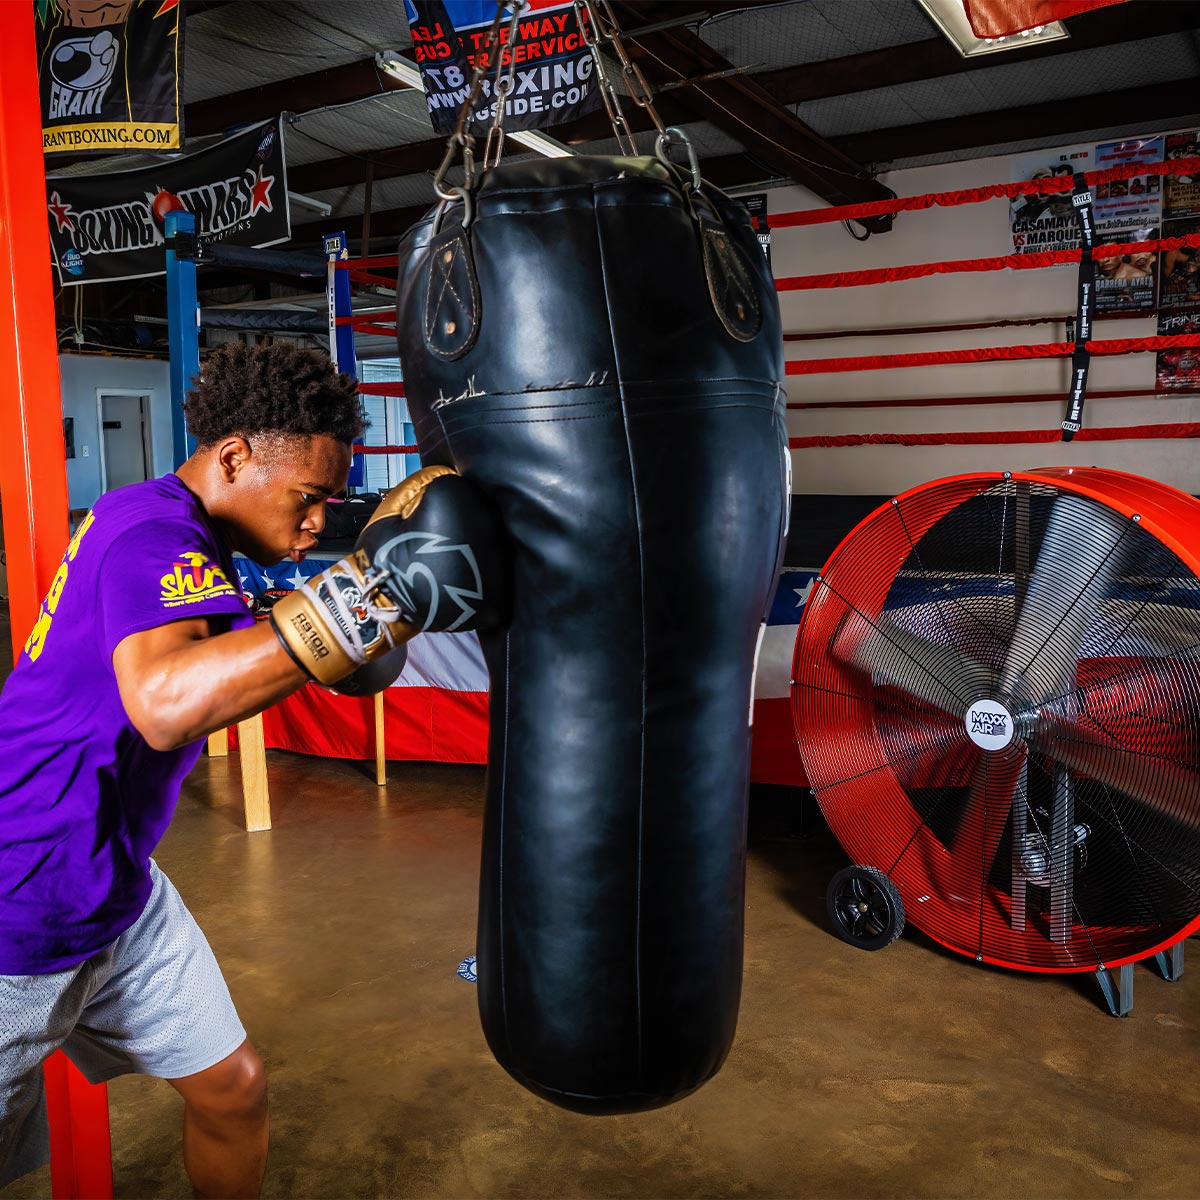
184;342;366;447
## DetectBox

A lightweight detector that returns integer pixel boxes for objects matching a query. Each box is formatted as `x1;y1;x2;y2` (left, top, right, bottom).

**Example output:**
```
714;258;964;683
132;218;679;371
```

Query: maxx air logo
971;710;1007;737
965;700;1016;751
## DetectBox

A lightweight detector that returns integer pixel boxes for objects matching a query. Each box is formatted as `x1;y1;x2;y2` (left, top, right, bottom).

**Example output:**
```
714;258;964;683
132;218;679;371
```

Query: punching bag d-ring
396;154;789;1114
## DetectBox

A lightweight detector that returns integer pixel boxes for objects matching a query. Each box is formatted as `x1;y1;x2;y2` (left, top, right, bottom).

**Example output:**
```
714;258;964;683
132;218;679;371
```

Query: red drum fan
792;468;1200;1014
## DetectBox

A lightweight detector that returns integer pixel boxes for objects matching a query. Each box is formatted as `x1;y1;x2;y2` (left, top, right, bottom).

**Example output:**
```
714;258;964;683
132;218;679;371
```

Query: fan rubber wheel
826;865;906;951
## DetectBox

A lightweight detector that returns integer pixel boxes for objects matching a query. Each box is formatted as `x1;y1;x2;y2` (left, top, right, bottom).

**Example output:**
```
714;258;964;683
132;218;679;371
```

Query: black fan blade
1000;494;1128;706
831;611;993;718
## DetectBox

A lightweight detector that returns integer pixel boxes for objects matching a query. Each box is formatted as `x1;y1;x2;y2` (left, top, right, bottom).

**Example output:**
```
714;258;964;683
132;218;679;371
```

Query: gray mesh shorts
0;860;246;1185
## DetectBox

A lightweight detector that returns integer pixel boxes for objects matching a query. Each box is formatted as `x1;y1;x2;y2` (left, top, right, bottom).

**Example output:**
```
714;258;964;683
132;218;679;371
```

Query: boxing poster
1159;217;1200;312
1156;311;1200;392
36;0;184;156
404;0;600;135
45;118;290;286
1165;131;1200;219
1094;224;1157;313
1092;137;1162;237
1010;144;1094;254
738;194;771;266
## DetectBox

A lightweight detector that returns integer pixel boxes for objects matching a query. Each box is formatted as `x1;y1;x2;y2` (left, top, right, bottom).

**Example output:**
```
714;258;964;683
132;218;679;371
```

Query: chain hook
655;126;702;194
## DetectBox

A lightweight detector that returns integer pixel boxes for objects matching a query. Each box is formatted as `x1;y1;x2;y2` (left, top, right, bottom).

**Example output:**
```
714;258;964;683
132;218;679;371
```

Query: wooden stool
207;714;271;831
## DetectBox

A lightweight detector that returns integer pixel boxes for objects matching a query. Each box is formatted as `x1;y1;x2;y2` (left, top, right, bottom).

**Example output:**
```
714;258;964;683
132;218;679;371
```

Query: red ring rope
777;233;1200;292
787;388;1163;411
767;156;1200;229
788;333;1200;375
788;423;1200;449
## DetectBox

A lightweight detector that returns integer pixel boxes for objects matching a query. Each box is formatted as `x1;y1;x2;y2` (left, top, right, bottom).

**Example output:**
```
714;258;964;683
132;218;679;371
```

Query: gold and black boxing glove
270;466;508;695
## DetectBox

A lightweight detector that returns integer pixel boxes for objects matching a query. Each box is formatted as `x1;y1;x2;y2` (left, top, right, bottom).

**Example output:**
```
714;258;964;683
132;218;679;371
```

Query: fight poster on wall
404;0;600;135
1165;131;1200;219
1095;223;1157;314
36;0;184;156
1010;144;1094;254
45;118;290;286
1092;136;1162;238
1156;310;1200;391
738;194;771;266
1158;217;1200;312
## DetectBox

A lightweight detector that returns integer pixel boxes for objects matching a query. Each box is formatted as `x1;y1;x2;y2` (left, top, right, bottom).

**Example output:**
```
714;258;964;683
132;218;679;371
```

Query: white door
99;393;151;491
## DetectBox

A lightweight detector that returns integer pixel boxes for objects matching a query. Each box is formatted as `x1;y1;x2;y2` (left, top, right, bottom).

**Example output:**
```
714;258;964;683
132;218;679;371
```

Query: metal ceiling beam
186;2;744;140
118;0;1200;149
609;0;893;224
835;77;1200;166
189;59;410;139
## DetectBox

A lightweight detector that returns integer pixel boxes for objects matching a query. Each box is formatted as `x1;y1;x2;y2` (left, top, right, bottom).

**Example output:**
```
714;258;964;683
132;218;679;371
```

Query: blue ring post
165;209;199;468
324;230;364;488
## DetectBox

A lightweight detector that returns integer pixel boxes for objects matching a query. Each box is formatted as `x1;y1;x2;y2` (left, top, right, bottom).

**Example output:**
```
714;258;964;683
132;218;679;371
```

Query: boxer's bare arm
113;618;306;752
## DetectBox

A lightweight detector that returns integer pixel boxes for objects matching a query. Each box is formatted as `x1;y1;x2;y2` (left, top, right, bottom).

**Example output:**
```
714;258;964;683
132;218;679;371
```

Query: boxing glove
270;466;507;687
330;644;410;697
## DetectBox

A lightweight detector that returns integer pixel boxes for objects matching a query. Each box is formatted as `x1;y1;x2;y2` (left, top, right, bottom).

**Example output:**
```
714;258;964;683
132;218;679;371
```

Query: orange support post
0;12;114;1200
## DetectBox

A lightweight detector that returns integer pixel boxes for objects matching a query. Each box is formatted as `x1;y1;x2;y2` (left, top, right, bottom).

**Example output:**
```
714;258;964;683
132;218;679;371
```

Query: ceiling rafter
756;0;1200;106
608;0;892;222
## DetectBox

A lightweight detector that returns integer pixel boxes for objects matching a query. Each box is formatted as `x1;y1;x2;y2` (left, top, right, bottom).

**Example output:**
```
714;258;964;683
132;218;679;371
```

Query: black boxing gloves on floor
396;155;789;1114
270;466;508;693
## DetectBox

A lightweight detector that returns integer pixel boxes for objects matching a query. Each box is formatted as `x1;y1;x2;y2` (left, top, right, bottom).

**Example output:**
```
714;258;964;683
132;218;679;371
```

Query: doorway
97;391;152;492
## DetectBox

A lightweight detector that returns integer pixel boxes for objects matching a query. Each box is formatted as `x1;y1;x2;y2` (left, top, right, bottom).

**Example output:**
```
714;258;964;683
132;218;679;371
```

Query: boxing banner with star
36;0;184;156
45;118;290;286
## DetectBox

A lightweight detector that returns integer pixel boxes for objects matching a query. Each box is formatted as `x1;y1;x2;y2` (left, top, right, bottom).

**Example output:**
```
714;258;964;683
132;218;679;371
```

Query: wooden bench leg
237;713;271;831
374;692;387;787
207;728;229;757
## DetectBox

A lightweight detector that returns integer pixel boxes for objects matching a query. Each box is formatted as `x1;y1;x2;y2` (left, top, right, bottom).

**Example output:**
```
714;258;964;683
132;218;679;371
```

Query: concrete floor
1;604;1198;1198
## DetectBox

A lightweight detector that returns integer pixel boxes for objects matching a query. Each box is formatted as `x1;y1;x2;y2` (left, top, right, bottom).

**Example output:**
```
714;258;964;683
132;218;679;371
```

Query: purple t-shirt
0;474;254;974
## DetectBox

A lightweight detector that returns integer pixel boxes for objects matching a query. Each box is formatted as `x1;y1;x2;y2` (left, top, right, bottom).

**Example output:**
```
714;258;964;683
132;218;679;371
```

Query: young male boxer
0;341;501;1196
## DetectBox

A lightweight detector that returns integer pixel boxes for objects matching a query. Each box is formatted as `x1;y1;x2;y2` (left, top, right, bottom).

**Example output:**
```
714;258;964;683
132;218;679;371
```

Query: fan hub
964;699;1015;751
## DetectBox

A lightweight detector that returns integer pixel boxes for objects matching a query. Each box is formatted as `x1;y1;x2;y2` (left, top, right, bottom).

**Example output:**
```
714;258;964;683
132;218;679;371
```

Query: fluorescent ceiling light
288;190;332;217
915;0;1068;57
375;50;573;158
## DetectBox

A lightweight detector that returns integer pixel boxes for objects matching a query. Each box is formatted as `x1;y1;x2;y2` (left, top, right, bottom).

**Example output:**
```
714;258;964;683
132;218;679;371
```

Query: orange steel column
0;13;114;1200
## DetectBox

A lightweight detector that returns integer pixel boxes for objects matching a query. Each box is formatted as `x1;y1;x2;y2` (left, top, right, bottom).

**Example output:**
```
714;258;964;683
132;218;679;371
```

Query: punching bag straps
1061;171;1096;442
424;222;481;361
657;128;762;343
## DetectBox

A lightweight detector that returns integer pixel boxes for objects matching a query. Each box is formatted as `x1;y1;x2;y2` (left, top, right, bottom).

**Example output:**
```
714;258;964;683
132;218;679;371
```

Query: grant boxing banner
46;118;289;286
36;0;184;156
404;0;599;135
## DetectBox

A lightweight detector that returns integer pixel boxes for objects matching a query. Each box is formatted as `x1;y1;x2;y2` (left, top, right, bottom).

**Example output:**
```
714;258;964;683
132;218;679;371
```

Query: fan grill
792;470;1200;972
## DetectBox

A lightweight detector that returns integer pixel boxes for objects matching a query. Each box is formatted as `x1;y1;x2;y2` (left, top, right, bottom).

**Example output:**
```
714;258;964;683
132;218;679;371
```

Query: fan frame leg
1095;962;1134;1017
1153;941;1185;983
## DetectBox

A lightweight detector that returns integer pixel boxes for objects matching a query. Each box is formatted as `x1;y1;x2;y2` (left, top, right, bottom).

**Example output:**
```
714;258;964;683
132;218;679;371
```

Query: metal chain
572;0;637;154
431;1;524;205
572;0;701;189
482;1;526;169
589;0;667;136
433;0;701;219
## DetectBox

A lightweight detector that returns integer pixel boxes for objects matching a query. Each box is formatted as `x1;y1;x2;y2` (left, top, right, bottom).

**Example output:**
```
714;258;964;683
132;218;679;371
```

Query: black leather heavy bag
396;156;788;1114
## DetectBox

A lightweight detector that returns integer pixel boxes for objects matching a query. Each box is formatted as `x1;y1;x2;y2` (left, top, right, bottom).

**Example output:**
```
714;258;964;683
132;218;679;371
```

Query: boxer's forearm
114;620;308;751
